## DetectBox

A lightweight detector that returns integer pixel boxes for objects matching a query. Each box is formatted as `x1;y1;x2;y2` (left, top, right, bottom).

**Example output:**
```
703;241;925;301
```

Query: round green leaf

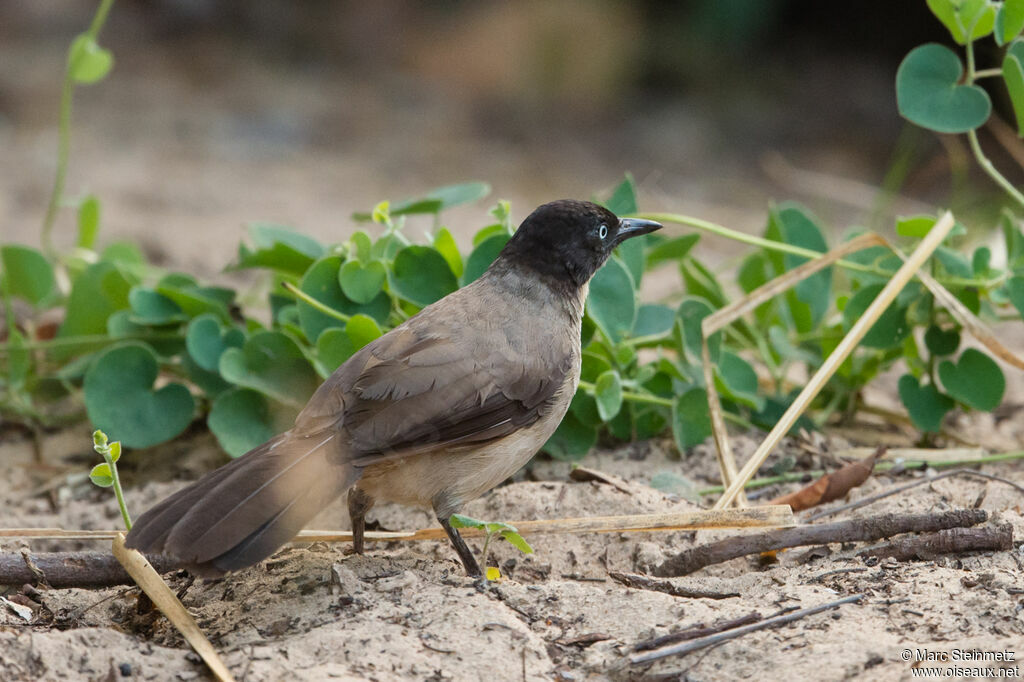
463;234;510;285
633;304;675;338
898;374;954;433
586;257;636;343
186;314;246;372
645;234;700;269
896;44;991;133
234;223;325;275
84;343;195;448
128;287;186;326
594;370;623;421
433;227;465;279
298;256;391;341
1004;41;1024;135
543;412;597;461
1;245;55;306
209;387;294;457
500;530;534;554
714;351;765;411
390;246;458;306
219;331;321;408
316;328;355;373
58;262;132;340
998;0;1024;45
89;463;114;488
924;324;960;356
676;297;719;364
672;388;711;451
68;35;113;84
842;284;910;349
338;259;387;304
938;349;1005;411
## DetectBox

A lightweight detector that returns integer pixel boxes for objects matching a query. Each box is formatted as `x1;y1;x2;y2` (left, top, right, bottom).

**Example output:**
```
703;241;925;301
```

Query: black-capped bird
125;200;660;577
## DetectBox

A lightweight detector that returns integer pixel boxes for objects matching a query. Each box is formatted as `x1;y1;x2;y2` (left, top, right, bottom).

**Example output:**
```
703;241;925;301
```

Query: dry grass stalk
111;533;236;682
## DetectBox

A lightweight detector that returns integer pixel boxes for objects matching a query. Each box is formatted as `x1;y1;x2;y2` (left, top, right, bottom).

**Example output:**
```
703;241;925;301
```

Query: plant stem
638;212;1003;289
281;282;350;323
40;0;116;256
972;68;1003;79
105;450;132;530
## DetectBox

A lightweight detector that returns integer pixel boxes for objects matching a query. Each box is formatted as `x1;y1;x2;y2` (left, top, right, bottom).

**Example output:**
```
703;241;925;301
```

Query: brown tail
125;430;356;576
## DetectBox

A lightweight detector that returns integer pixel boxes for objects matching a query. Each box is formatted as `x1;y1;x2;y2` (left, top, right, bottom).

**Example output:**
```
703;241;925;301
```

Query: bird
124;200;661;577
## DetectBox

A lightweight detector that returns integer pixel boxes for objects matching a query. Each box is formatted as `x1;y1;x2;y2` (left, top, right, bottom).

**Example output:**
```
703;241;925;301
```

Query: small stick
608;571;739;600
858;524;1013;561
653;509;987;577
633;611;762;652
112;533;236;682
630;594;864;664
806;468;1024;522
0;550;180;588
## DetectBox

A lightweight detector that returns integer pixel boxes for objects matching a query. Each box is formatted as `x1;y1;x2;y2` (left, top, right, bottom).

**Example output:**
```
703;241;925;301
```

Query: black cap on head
497;199;662;289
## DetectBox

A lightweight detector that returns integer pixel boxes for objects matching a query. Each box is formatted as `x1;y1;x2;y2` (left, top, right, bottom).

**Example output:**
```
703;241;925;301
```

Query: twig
608;572;739;600
0;550;179;588
633;612;762;652
653;509;987;577
858;524;1013;561
629;594;864;664
806;468;1024;522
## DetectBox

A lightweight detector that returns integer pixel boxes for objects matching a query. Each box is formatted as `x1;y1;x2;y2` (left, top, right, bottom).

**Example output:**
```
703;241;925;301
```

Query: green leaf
972;246;992;277
89;463;114;488
633;304;675;338
344;313;383;351
896;214;937;238
58;261;132;338
77;195;100;248
7;331;29;388
714;351;765;411
774;203;831;332
602;173;638;216
234;223;325;275
473;223;509;246
128;287;187;326
500;530;534;554
896;43;991;133
186;314;245;372
392;182;491;215
463;234;510;285
898;374;955;433
676;297;719;364
1;245;55;305
927;0;996;43
219;331;321;408
316;328;355;373
349;231;373;261
998;0;1024;44
68;35;113;84
681;257;728;308
208;387;295;457
586;257;636;342
449;514;485;530
594;370;623;421
107;440;121;464
84;343;195;448
938;348;1005;410
544;412;597;461
672;388;711;451
924;324;960;356
390;246;458;306
1003;41;1024;135
156;279;233;321
433;227;465;279
646;234;700;269
338;259;387;304
842;283;910;349
298;256;390;340
615;236;646;287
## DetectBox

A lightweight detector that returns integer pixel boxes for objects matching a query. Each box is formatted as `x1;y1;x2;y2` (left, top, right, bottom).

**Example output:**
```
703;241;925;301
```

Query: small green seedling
449;514;533;581
90;429;132;530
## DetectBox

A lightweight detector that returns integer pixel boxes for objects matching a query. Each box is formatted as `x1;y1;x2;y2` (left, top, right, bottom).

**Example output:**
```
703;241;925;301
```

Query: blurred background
1;0;1016;277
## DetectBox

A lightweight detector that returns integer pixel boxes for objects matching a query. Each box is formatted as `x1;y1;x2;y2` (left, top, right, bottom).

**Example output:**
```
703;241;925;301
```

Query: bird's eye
598;224;608;240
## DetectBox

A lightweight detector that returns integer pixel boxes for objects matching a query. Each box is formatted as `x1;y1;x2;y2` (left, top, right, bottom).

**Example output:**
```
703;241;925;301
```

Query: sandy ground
1;415;1022;681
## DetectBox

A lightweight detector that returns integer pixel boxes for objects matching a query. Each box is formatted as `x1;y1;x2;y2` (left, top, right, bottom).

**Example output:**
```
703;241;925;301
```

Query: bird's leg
437;513;483;577
347;487;374;554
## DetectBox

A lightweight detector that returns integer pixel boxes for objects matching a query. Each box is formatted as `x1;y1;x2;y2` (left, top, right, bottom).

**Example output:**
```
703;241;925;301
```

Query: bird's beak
614;217;662;245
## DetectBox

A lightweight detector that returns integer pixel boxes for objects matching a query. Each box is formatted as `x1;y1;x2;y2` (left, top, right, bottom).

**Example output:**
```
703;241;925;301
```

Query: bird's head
497;199;662;289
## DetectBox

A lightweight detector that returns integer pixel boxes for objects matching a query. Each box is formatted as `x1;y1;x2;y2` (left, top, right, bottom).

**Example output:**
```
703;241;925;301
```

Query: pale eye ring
598;224;608;239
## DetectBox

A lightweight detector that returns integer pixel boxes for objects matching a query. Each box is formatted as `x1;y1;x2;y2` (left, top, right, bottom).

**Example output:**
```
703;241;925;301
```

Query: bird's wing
294;322;572;467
